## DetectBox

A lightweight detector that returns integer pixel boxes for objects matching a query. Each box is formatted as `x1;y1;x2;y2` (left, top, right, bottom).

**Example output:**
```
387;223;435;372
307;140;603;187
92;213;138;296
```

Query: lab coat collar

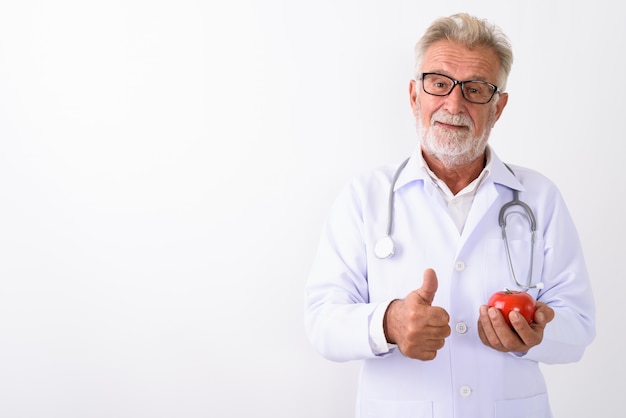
393;145;525;193
488;149;526;192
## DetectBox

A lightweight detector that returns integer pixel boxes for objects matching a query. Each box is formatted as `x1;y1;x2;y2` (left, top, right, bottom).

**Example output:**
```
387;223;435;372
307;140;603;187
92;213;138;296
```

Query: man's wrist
370;299;398;354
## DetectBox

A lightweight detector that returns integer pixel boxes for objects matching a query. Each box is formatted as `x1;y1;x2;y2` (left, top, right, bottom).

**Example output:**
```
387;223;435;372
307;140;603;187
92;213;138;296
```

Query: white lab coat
304;147;595;418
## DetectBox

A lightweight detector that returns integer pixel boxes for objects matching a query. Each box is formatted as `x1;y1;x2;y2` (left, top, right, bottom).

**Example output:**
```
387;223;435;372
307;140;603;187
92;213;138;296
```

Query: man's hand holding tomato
477;299;555;353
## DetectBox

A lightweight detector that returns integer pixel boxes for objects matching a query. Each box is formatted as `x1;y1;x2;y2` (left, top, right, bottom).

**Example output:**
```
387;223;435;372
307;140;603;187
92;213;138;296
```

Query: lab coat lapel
458;149;524;249
458;181;499;250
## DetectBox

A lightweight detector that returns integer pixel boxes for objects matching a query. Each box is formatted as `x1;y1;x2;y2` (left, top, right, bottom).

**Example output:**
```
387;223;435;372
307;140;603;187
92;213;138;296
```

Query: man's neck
422;151;486;195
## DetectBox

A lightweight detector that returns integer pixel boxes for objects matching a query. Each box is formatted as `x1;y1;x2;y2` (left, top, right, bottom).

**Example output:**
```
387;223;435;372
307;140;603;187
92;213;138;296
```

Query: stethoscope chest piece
374;236;395;259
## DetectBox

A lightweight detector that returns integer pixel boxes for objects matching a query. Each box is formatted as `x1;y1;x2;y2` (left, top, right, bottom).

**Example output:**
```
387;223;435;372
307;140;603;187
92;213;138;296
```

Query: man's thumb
415;268;438;306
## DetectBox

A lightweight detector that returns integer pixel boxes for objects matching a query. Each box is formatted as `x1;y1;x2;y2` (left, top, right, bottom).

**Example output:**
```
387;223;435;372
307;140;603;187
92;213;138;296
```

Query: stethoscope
373;157;544;290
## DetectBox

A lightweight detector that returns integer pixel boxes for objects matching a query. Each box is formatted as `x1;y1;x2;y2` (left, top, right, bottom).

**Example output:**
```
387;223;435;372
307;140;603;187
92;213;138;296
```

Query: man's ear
492;92;508;126
409;79;420;117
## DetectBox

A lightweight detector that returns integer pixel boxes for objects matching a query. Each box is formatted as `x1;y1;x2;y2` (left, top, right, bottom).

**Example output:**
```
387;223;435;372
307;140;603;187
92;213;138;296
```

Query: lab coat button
454;261;465;271
455;322;468;334
460;385;472;397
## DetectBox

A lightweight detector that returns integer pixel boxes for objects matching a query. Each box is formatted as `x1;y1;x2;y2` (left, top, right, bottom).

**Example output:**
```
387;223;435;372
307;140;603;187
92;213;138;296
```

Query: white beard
417;108;496;168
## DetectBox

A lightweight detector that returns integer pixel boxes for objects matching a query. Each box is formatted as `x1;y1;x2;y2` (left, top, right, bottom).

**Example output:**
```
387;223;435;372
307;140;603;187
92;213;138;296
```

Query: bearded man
305;13;595;418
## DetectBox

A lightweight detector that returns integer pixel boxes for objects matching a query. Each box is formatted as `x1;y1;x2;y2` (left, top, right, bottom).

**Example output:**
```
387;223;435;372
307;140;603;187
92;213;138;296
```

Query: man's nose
442;84;466;114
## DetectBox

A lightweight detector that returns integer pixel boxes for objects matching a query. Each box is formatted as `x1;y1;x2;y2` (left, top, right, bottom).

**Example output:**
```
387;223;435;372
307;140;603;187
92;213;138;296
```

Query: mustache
431;111;473;128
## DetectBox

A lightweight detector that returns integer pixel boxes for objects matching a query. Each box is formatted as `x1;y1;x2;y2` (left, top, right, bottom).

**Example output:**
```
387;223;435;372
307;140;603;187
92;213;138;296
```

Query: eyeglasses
419;72;500;104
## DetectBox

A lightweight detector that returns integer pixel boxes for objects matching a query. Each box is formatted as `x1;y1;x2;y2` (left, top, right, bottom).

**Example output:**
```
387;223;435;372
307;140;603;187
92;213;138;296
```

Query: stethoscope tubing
375;158;543;290
373;157;410;259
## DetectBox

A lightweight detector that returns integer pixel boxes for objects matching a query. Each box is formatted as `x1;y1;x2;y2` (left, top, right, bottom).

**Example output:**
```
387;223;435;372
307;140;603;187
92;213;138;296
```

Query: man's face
409;40;509;167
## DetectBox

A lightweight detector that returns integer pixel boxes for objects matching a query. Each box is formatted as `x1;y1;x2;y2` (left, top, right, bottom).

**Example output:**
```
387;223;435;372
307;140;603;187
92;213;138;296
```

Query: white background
0;1;622;417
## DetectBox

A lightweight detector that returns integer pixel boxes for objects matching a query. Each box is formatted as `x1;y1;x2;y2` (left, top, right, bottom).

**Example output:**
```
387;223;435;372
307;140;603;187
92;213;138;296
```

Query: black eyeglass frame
419;72;500;104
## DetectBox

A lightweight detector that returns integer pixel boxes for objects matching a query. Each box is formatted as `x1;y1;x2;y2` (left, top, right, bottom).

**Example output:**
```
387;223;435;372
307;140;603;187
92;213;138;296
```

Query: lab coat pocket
360;399;433;418
494;392;551;417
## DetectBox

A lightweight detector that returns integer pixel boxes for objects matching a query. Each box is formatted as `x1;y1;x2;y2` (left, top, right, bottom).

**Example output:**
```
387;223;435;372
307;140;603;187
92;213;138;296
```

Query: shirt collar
393;145;525;193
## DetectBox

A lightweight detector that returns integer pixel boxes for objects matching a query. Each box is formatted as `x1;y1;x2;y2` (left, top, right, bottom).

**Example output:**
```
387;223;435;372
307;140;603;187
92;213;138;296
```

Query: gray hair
414;13;513;91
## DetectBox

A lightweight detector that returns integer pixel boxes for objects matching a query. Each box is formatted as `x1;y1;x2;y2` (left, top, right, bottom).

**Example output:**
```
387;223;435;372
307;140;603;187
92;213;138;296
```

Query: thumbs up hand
383;269;451;360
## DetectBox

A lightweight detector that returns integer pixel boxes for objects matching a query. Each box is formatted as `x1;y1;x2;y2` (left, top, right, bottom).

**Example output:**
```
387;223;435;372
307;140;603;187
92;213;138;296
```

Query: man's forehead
422;40;501;80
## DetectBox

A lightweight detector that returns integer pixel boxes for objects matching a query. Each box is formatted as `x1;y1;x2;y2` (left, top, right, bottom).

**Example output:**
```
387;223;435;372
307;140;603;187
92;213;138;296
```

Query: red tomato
487;289;536;328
